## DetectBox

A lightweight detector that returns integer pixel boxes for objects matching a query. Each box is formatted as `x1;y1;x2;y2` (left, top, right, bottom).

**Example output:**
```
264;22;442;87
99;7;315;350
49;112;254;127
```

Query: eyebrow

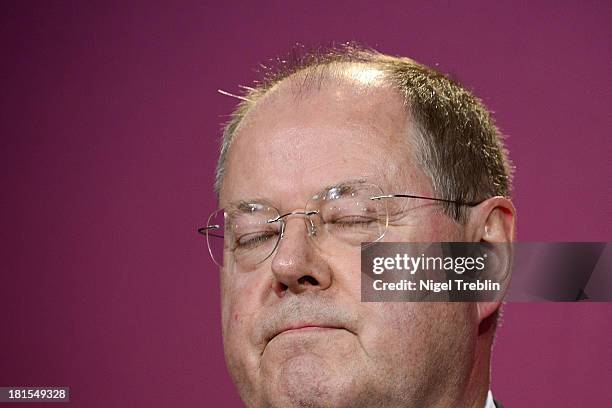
225;178;371;211
320;178;369;193
227;200;271;214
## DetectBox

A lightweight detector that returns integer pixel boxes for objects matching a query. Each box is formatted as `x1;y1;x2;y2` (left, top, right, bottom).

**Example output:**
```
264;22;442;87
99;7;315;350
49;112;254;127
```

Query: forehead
219;72;431;209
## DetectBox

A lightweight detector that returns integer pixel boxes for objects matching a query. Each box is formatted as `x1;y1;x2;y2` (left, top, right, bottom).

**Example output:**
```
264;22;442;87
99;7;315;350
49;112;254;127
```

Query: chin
260;354;357;408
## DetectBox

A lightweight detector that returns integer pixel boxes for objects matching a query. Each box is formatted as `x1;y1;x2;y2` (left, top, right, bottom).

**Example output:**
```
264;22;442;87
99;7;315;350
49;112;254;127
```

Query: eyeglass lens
206;183;388;268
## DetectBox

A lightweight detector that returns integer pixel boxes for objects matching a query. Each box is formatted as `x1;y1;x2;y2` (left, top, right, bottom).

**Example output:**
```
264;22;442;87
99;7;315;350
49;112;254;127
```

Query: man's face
218;72;480;408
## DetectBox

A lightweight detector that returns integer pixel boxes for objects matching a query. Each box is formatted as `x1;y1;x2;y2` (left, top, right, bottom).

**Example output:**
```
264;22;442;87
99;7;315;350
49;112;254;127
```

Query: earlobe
477;301;500;323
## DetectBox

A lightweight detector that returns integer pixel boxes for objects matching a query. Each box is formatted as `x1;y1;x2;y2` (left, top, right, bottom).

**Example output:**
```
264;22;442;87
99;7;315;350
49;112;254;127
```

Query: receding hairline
234;61;406;128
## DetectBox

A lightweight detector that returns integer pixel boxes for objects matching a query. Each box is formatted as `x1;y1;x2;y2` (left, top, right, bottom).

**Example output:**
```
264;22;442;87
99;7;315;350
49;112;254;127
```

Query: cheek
221;273;257;338
364;304;420;346
321;247;363;296
221;273;267;383
424;212;464;240
388;211;463;242
221;268;275;352
364;303;474;359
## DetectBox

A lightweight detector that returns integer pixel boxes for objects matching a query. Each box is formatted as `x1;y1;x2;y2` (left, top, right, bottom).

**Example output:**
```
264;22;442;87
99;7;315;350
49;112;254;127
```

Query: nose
270;213;332;297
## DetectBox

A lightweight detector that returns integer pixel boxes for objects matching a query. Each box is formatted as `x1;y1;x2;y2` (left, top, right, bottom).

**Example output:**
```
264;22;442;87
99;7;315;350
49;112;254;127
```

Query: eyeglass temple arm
197;225;224;238
370;194;481;207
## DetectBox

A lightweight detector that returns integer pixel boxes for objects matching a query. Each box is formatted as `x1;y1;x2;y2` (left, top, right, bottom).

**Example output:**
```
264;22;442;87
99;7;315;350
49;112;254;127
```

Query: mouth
267;324;346;344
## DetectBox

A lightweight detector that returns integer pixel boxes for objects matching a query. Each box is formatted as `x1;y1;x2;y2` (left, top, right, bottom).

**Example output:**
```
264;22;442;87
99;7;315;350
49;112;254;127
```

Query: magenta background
1;1;610;407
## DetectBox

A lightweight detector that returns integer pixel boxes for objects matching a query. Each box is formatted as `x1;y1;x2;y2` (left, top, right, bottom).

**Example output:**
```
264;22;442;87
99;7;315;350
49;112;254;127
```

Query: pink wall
1;1;610;406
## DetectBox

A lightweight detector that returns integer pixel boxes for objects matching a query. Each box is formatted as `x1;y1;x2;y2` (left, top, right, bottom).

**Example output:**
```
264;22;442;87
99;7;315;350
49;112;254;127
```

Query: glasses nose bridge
270;210;319;237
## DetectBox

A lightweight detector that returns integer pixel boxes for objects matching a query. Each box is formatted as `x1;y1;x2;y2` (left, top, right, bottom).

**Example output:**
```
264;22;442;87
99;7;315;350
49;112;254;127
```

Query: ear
466;196;516;243
466;196;516;322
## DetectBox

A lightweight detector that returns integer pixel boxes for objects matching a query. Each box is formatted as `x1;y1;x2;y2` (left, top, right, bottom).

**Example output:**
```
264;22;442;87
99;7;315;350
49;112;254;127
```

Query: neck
457;319;496;408
431;321;495;408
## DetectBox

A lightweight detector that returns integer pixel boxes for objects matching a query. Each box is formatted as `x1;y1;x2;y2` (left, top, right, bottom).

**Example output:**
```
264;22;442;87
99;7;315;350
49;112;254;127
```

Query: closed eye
235;231;279;249
328;216;378;227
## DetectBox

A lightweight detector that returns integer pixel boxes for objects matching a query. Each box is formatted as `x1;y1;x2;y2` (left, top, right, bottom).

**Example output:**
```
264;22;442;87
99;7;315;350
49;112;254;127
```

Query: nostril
297;275;319;286
272;281;289;297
